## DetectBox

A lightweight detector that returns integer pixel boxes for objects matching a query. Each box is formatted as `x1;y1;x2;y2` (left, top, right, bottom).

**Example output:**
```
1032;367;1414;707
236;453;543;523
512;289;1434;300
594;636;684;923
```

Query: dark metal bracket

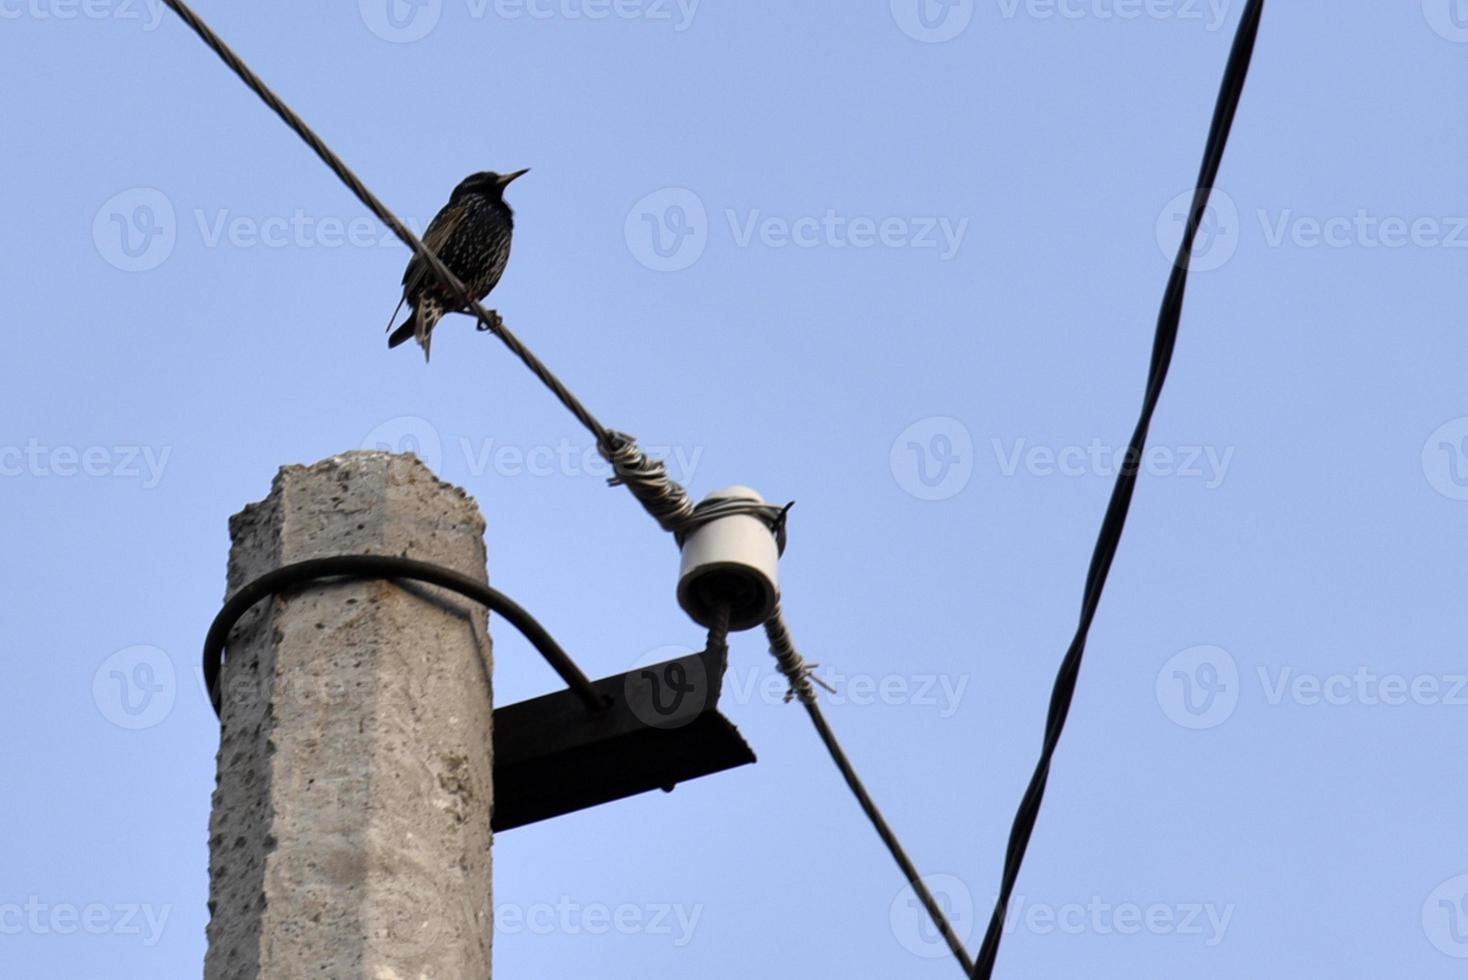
492;647;755;832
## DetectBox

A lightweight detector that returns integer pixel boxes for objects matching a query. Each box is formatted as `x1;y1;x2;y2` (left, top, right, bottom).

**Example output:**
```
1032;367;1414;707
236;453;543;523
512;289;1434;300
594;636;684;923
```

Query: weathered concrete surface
205;452;493;980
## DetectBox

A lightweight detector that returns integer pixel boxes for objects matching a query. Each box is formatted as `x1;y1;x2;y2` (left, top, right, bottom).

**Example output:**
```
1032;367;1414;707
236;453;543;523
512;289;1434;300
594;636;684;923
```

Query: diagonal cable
152;2;974;969
766;607;975;975
158;0;611;448
969;3;1266;977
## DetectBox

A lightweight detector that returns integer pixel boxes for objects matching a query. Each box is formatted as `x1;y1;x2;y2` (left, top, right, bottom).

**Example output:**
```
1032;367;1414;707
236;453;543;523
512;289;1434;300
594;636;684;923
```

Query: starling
386;168;529;361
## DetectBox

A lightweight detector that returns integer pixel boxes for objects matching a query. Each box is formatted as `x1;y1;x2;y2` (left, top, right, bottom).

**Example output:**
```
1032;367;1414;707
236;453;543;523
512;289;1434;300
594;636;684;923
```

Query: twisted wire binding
762;604;833;704
704;601;732;661
597;430;697;534
599;431;792;548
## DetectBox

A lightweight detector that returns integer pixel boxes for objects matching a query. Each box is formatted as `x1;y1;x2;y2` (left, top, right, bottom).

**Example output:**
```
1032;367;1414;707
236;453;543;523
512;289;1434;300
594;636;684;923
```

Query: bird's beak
498;168;530;187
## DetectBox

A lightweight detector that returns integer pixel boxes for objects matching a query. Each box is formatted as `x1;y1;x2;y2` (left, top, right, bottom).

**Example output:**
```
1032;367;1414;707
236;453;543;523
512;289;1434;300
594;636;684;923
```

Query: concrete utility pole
205;451;494;979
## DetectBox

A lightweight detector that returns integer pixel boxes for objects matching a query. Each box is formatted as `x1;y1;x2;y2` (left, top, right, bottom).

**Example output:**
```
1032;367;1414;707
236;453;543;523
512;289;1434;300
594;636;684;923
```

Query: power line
158;0;610;448
969;3;1266;977
153;1;971;971
766;606;975;974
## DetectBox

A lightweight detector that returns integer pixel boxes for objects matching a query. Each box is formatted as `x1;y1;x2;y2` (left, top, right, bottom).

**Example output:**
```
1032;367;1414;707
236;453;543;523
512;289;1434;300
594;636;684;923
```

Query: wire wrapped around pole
202;555;608;716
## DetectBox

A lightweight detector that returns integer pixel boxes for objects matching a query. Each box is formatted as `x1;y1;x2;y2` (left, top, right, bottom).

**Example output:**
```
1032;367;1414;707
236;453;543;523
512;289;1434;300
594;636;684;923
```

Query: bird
386;168;529;361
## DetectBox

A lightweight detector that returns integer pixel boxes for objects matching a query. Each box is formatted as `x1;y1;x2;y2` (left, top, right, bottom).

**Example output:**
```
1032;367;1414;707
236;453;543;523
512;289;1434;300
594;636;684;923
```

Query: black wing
400;200;467;301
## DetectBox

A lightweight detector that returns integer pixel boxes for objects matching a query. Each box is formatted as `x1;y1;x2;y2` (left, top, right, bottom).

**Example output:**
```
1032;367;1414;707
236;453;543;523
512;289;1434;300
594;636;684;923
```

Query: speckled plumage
386;169;527;361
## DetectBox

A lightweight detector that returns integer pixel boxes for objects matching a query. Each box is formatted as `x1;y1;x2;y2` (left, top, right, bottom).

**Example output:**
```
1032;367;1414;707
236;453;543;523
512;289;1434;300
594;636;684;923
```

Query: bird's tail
387;317;416;350
387;300;440;362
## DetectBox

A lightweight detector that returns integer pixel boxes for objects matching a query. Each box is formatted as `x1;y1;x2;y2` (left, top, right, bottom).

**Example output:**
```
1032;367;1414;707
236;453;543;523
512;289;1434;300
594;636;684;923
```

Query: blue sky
4;1;1468;976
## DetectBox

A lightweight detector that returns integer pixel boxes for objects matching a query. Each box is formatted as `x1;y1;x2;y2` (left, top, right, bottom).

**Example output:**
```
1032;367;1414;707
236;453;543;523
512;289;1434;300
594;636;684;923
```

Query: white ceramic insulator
677;486;780;631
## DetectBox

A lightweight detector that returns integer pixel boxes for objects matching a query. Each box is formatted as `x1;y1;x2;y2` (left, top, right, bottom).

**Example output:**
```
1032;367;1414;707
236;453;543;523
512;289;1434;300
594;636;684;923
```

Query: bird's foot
475;309;503;335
